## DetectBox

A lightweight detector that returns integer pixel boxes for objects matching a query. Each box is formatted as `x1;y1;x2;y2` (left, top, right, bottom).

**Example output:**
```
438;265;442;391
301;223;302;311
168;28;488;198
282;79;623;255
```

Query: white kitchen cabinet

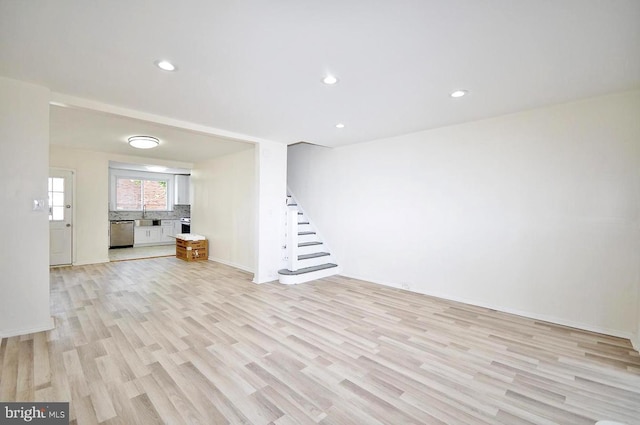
134;227;163;246
174;220;183;235
175;175;191;205
161;220;177;243
134;221;179;246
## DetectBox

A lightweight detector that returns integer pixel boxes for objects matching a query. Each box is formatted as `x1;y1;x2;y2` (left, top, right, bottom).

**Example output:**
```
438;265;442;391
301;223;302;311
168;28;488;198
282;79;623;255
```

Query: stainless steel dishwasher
110;220;134;248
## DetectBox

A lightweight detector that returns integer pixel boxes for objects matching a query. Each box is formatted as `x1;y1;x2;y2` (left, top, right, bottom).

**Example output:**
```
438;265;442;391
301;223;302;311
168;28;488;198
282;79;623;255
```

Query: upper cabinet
174;174;191;205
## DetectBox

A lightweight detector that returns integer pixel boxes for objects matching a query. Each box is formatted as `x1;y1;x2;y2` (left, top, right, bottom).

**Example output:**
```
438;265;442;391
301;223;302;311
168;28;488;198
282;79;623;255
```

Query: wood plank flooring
1;258;639;424
108;245;175;262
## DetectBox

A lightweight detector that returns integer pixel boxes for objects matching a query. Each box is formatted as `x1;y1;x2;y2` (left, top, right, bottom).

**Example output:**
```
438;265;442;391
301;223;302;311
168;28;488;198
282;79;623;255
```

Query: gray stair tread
298;231;316;235
299;241;322;247
278;263;338;276
298;252;330;260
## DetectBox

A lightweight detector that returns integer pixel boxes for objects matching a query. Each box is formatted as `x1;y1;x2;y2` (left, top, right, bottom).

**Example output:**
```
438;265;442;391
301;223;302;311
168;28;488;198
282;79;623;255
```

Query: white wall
191;147;256;271
0;77;53;337
50;146;110;265
50;145;192;265
51;132;288;285
254;141;288;283
288;91;640;340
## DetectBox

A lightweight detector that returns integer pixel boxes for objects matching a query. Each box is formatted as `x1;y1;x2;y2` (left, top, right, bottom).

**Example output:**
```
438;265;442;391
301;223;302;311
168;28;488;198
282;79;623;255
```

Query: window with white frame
48;177;65;220
110;169;174;211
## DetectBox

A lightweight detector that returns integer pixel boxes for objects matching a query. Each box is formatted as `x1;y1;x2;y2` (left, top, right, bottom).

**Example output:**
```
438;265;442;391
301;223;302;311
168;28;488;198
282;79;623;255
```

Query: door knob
66;224;71;227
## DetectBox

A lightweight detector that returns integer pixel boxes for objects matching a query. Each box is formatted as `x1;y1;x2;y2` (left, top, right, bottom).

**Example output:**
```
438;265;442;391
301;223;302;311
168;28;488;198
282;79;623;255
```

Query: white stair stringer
278;193;340;284
279;264;339;285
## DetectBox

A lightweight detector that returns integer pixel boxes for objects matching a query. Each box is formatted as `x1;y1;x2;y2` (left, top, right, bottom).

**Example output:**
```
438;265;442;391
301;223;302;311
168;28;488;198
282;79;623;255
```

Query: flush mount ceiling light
322;75;339;85
155;60;177;71
128;136;159;149
336;123;345;129
450;89;468;98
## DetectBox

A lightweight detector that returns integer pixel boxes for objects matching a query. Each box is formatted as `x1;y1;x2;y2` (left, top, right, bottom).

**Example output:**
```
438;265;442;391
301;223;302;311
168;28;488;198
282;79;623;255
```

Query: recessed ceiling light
147;165;167;172
336;123;345;129
323;75;339;85
155;60;177;71
450;90;468;98
128;136;160;149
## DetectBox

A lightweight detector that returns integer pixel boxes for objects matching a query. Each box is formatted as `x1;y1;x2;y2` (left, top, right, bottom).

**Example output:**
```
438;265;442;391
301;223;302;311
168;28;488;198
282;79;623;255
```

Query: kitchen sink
135;219;161;227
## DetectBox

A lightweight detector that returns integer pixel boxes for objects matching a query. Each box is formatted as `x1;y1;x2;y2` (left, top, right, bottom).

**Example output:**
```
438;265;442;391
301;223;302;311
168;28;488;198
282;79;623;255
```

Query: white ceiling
109;161;191;175
2;1;639;148
50;105;253;163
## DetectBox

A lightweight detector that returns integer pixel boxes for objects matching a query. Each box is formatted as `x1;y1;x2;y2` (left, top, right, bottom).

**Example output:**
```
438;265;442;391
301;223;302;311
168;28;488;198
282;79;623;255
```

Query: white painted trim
632;332;640;352
51;93;281;146
0;317;55;338
74;258;110;266
253;275;279;284
208;257;254;274
342;272;635;342
286;206;299;271
109;168;176;211
286;186;339;268
49;167;77;265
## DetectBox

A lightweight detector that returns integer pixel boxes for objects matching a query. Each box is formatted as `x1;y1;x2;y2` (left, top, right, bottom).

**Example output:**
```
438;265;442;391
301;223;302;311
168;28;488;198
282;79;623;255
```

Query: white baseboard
73;258;110;266
252;277;279;284
252;276;278;285
208;256;254;274
341;272;635;344
0;317;55;338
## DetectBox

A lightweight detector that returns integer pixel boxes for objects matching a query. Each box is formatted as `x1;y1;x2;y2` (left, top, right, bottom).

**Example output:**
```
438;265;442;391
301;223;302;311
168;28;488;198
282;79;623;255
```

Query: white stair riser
282;252;329;267
279;266;339;285
283;194;338;285
298;233;319;244
298;244;324;255
298;255;332;268
298;223;312;232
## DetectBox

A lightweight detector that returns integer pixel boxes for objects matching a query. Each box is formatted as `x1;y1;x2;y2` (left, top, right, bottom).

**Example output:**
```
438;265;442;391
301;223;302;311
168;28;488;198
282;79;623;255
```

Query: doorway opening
49;169;73;266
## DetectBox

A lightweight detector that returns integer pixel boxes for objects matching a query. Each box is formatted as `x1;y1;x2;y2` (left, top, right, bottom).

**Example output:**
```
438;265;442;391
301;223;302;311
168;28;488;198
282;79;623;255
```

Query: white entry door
49;169;73;266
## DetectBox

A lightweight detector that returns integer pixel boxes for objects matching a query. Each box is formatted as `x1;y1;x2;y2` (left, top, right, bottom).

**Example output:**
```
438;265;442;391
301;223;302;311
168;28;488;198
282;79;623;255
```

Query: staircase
278;193;339;284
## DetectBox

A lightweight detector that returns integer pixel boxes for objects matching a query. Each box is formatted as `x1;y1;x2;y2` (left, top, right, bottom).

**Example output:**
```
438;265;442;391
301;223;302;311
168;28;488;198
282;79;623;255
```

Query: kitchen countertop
109;211;190;221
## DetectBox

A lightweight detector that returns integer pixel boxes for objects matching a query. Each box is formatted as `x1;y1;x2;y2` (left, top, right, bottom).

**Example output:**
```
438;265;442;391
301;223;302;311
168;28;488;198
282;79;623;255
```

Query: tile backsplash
109;205;190;221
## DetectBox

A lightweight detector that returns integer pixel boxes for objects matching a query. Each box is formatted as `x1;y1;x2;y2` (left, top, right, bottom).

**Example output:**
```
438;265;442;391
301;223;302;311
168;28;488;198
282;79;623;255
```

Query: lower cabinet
134;220;179;246
161;220;176;243
134;227;162;246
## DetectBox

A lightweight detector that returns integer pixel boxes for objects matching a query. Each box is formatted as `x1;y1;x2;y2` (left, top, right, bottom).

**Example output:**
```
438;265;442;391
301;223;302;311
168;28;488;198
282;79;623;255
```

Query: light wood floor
1;258;639;425
108;245;175;262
